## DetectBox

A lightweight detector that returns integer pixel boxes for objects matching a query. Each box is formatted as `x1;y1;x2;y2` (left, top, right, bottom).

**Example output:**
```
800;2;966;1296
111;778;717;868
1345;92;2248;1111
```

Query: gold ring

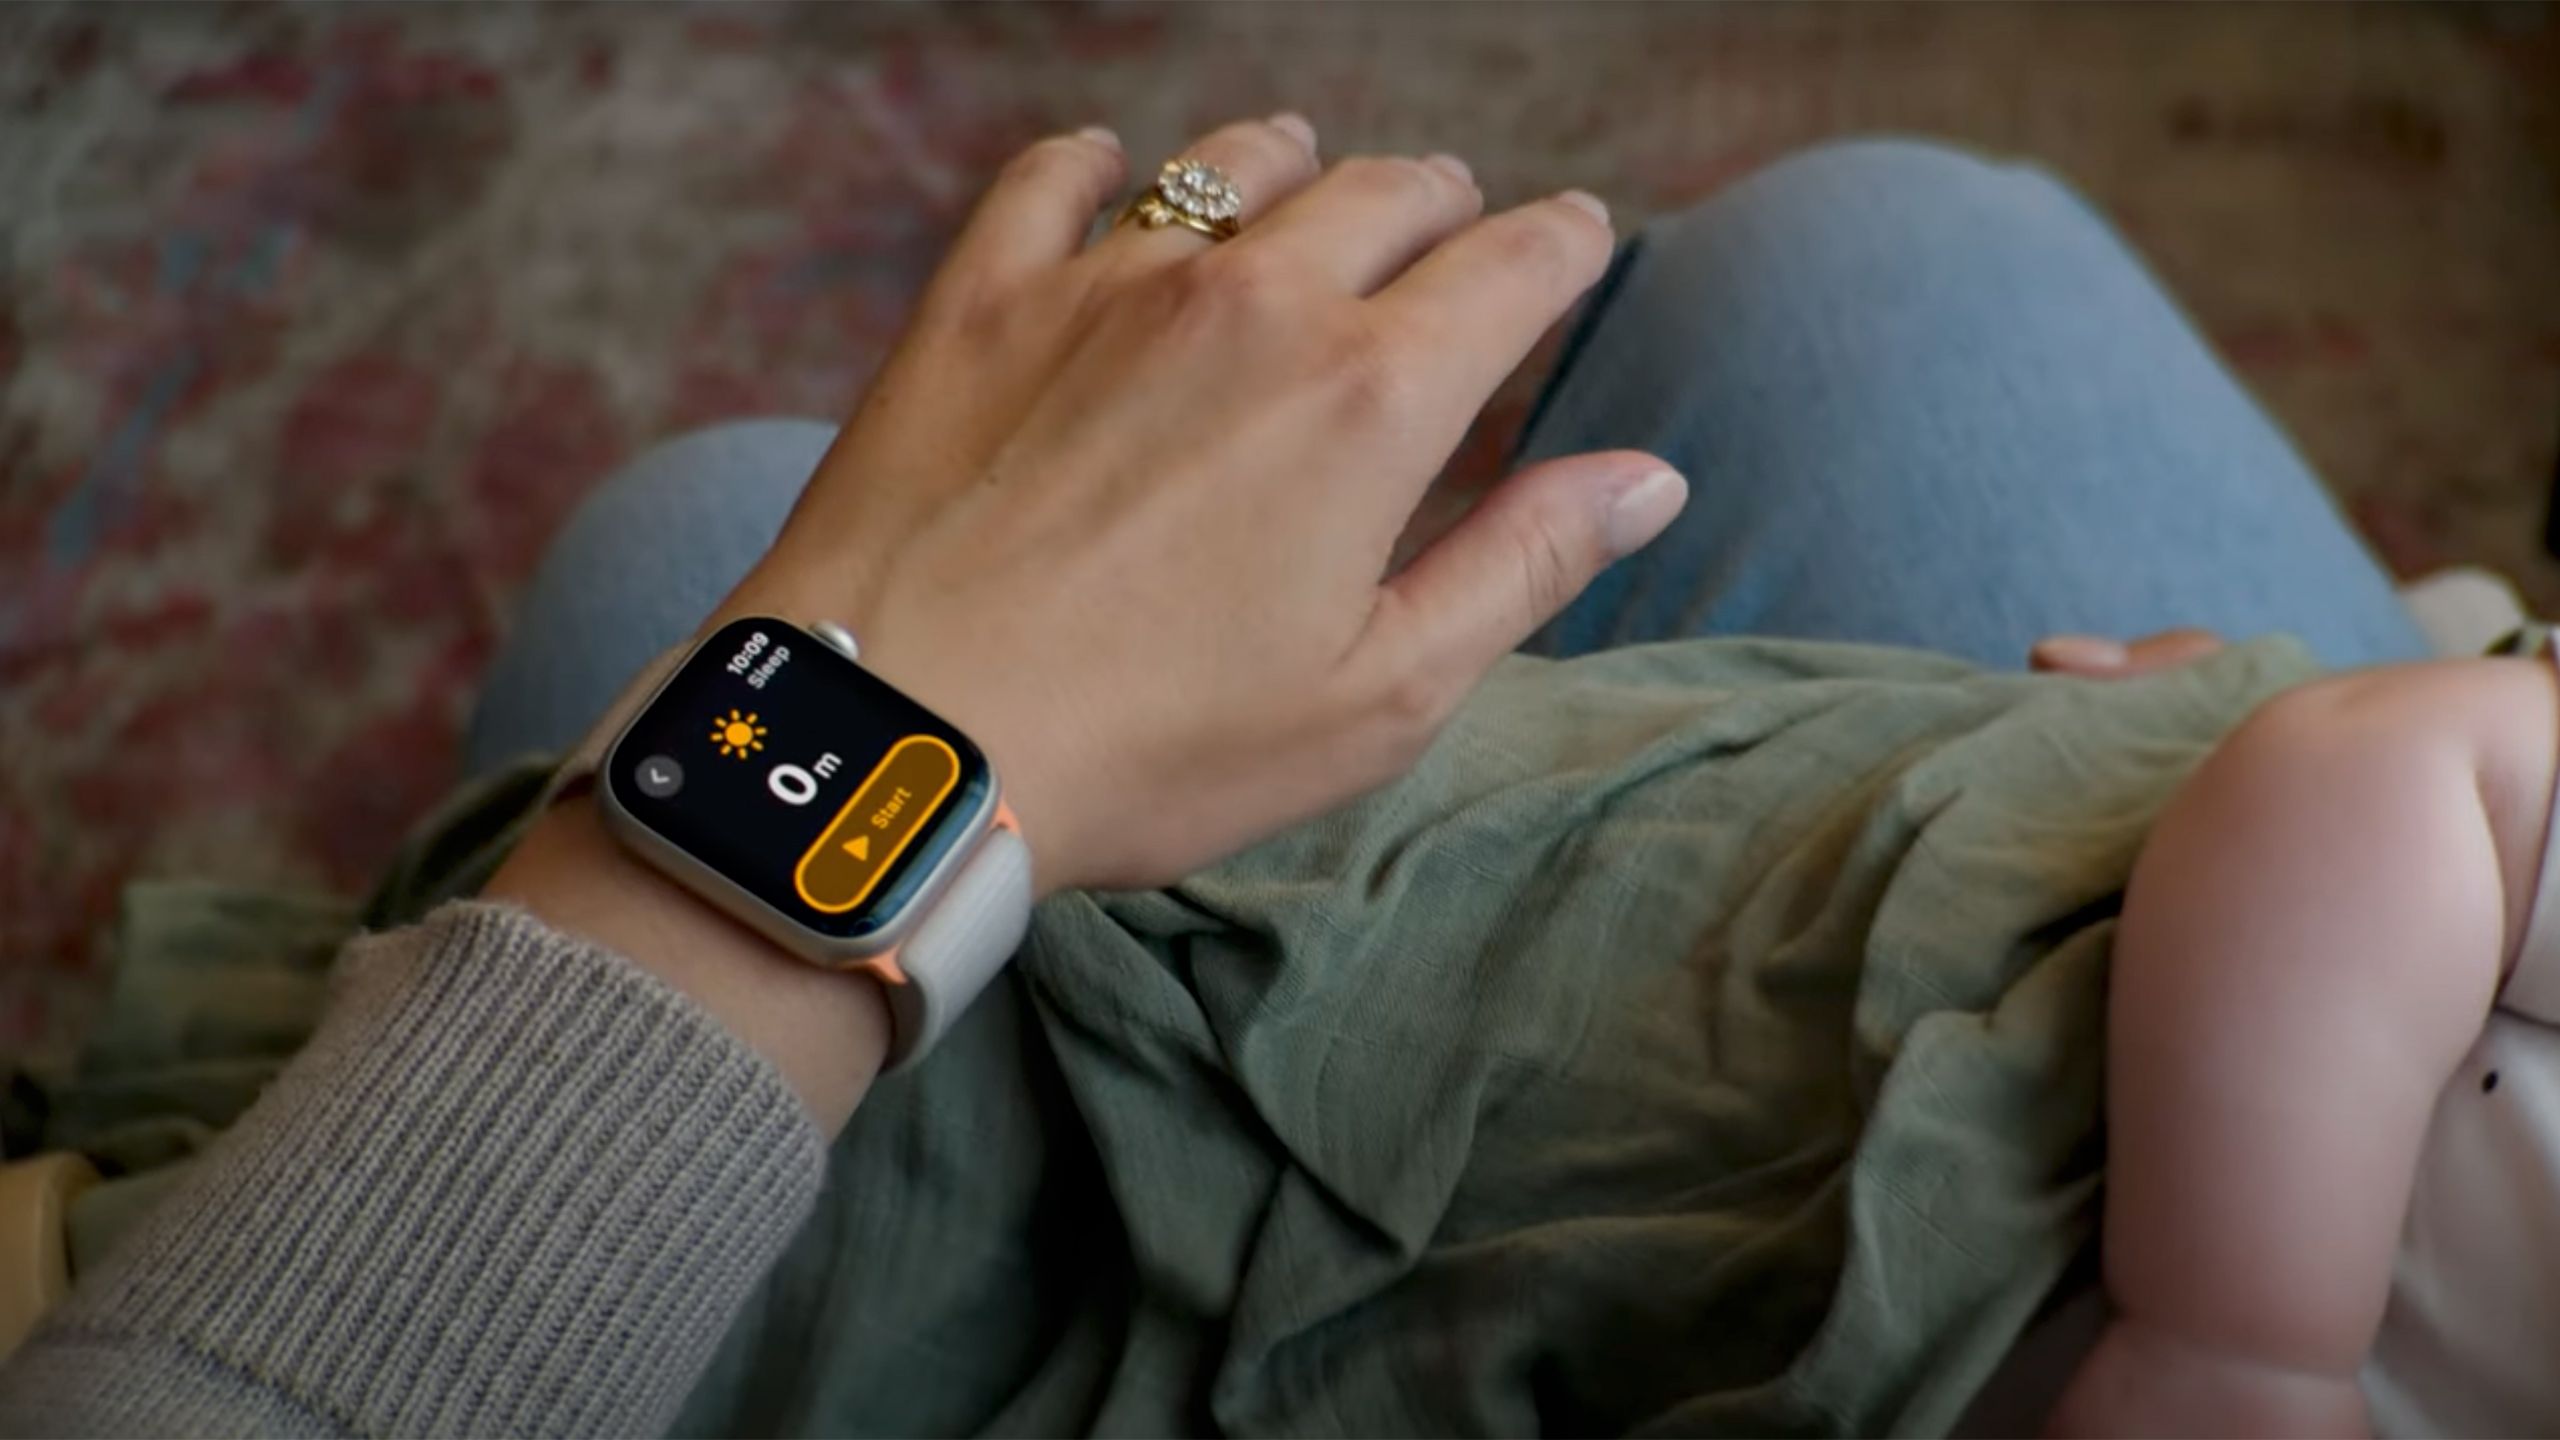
1115;158;1243;242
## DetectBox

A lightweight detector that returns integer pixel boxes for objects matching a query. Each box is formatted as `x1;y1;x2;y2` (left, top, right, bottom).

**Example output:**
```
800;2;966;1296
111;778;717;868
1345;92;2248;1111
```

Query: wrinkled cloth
19;637;2320;1436
22;758;557;1277
5;902;828;1437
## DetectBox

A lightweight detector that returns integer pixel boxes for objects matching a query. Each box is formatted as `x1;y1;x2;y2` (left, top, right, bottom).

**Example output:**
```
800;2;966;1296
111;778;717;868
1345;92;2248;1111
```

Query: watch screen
605;617;991;940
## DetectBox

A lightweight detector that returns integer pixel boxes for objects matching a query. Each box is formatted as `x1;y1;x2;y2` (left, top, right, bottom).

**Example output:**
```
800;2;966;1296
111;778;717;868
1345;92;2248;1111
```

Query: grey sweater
0;902;823;1437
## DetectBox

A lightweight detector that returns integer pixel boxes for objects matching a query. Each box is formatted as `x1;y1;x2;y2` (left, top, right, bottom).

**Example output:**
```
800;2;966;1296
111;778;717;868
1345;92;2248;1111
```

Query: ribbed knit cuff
20;902;826;1437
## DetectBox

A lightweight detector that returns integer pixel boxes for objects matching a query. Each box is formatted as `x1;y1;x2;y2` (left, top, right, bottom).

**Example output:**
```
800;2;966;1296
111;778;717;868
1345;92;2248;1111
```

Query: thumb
1368;451;1686;682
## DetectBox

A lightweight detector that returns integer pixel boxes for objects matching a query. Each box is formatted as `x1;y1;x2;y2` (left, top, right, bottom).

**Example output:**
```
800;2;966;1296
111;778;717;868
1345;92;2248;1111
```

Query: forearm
0;903;828;1436
2054;659;2559;1434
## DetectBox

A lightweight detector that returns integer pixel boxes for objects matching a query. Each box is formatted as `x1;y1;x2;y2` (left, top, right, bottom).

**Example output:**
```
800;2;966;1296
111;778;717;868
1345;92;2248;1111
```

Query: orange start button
794;735;962;914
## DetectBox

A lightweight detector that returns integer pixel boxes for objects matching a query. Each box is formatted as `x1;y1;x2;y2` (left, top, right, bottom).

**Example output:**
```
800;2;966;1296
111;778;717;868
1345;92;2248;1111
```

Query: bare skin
2036;634;2560;1436
484;114;1689;1129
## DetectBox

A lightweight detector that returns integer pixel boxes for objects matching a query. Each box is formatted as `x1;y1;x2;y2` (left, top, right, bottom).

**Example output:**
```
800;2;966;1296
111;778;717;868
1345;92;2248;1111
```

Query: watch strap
541;624;1029;1070
870;809;1032;1072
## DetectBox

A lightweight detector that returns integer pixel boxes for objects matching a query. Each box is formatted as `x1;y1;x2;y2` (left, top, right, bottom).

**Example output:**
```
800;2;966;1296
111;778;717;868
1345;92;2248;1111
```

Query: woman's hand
495;114;1679;1126
722;115;1686;894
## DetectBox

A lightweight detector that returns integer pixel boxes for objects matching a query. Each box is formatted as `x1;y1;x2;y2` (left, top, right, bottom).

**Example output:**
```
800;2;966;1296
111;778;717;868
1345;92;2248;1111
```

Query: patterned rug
5;1;2556;1064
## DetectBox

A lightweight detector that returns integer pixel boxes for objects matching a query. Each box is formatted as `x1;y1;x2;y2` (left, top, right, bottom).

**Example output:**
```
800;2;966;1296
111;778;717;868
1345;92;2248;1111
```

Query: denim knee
1721;136;2059;210
462;418;833;772
550;419;830;561
1636;135;2119;297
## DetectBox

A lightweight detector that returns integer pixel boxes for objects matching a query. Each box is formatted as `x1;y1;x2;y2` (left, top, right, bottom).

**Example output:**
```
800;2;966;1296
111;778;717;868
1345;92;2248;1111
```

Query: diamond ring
1116;158;1244;242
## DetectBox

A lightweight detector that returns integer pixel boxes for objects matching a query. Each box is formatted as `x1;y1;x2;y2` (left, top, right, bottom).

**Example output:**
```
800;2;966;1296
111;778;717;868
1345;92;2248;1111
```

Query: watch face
606;617;992;942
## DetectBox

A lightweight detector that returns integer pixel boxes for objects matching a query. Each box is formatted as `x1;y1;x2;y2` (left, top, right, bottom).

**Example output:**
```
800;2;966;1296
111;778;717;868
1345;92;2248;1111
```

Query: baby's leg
2050;658;2559;1436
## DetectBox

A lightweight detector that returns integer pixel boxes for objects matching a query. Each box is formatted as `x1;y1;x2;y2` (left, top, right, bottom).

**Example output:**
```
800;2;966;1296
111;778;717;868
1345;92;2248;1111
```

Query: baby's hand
2054;1316;2367;1438
2027;628;2225;677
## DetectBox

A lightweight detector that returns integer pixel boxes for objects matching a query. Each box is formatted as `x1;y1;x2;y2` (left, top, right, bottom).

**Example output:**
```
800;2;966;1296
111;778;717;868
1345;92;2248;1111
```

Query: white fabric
2363;1012;2560;1436
2363;641;2560;1438
2400;566;2532;661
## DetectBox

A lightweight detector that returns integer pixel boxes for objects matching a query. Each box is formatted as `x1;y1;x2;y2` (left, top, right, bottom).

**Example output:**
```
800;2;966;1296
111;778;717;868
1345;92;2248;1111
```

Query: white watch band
878;822;1032;1070
542;625;1029;1070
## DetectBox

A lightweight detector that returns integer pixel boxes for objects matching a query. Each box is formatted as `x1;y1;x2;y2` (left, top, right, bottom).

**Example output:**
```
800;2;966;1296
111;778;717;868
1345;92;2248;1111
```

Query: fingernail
1424;152;1473;185
1076;125;1121;150
1605;469;1687;556
2033;635;2130;671
1557;189;1610;225
1269;112;1318;153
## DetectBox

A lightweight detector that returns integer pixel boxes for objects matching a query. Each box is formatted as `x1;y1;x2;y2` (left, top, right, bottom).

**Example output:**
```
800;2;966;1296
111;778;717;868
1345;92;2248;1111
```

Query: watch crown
811;621;861;662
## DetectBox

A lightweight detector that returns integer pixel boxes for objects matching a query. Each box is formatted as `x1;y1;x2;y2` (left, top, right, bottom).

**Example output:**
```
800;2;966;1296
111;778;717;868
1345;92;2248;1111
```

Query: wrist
2053;1316;2369;1438
714;564;1083;897
484;795;891;1132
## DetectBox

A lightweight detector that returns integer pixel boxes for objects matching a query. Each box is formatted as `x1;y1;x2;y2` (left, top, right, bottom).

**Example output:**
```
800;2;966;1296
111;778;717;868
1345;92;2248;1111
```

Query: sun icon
710;708;767;759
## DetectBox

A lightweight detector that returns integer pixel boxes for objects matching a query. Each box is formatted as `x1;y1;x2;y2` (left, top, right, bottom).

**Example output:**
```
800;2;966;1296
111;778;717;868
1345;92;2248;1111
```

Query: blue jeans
465;139;2425;774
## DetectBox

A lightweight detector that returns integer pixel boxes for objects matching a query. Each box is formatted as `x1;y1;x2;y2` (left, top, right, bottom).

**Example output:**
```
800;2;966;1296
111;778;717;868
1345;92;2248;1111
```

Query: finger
1227;152;1483;295
2119;629;2228;673
938;127;1129;290
2030;629;2226;677
1368;190;1617;403
1360;453;1686;701
1098;114;1322;272
2027;635;2130;674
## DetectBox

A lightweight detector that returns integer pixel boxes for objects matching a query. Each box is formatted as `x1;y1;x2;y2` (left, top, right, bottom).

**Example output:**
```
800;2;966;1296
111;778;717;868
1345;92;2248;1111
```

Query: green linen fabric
31;637;2321;1436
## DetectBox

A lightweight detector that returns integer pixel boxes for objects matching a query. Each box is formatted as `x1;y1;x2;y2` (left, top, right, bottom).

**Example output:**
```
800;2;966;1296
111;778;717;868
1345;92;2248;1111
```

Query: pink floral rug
4;2;2556;1062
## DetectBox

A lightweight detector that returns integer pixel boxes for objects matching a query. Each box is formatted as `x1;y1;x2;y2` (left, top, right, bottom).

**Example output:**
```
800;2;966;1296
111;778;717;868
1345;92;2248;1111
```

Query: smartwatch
553;615;1032;1071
